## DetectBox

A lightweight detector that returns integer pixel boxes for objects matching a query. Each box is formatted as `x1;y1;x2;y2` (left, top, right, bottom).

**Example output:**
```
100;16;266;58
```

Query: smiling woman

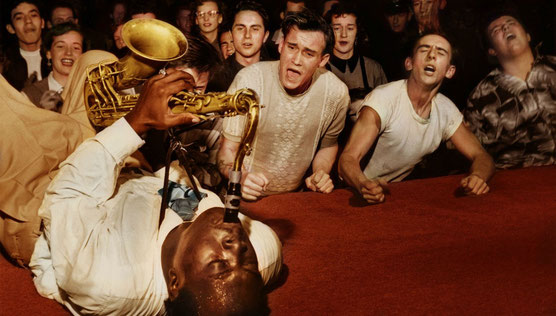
22;22;83;111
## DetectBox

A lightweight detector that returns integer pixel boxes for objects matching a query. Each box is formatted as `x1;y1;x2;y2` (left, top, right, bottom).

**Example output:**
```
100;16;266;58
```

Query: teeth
425;66;435;72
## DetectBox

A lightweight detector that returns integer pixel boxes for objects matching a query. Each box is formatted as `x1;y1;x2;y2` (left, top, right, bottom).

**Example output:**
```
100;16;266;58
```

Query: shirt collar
47;71;64;93
329;52;359;73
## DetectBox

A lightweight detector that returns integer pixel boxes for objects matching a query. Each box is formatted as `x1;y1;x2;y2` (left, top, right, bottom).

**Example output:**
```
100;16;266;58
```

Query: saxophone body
83;18;260;222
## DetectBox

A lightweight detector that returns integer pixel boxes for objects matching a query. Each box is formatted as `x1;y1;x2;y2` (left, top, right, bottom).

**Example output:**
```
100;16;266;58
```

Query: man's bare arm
338;107;385;203
305;144;338;193
450;123;495;195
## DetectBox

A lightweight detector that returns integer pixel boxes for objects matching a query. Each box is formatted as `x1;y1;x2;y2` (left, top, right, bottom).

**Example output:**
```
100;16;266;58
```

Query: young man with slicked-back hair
218;9;350;200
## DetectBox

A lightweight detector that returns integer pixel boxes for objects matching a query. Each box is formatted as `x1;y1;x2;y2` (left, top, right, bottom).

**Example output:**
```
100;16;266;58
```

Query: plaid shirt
465;55;556;168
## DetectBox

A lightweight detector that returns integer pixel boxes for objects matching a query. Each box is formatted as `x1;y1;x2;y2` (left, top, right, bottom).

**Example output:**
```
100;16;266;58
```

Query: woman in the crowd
325;2;387;121
22;22;83;112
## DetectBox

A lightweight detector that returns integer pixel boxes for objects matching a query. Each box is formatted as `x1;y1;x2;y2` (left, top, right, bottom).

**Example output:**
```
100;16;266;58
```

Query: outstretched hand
460;174;489;195
125;68;200;135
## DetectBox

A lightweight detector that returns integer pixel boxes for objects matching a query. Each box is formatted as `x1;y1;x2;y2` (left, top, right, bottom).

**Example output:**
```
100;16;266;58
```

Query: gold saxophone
83;18;260;221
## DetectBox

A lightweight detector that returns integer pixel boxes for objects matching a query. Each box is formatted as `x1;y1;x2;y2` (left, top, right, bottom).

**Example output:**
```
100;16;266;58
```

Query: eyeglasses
196;10;219;18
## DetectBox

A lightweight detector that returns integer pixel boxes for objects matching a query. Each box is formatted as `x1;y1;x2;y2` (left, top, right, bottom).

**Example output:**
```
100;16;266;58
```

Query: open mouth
60;58;74;66
287;68;301;78
506;33;516;40
242;43;252;48
424;65;436;75
339;41;348;46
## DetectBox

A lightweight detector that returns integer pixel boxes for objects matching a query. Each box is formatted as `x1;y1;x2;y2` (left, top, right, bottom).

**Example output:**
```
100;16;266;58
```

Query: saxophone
84;18;260;222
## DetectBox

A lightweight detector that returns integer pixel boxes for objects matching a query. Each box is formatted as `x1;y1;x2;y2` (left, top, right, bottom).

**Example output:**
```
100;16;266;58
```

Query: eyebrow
287;41;318;55
12;9;39;19
417;44;449;54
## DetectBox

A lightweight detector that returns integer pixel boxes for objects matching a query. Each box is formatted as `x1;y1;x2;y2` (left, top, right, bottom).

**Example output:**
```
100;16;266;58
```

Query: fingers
360;180;385;204
460;175;490;195
306;170;334;194
241;173;269;200
152;70;195;95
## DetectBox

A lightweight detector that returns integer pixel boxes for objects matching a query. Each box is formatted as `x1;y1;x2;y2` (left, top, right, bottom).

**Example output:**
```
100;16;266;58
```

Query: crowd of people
0;0;554;315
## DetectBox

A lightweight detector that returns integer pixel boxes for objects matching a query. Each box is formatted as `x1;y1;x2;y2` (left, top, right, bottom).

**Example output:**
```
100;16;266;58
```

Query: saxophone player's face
278;26;330;95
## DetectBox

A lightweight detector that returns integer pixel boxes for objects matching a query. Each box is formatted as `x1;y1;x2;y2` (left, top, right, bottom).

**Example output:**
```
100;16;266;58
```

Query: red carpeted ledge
1;166;555;315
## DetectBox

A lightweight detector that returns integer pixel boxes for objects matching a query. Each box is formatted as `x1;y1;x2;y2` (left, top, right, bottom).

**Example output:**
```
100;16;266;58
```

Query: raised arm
450;123;495;195
42;69;199;219
338;107;386;203
217;136;269;201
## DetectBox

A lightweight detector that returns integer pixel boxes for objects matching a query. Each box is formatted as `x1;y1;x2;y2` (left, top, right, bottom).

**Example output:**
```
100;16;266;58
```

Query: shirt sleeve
361;85;393;134
221;68;250;143
439;96;464;140
320;82;349;148
38;118;145;287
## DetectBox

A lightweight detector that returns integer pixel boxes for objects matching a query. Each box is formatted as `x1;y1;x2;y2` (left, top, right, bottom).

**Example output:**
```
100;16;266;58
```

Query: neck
499;49;535;81
406;75;442;118
20;39;41;52
235;52;261;67
202;31;217;43
52;71;68;87
333;49;354;60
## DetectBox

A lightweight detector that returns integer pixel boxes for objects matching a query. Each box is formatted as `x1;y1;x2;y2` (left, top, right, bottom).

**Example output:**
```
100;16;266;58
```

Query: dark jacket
2;45;49;91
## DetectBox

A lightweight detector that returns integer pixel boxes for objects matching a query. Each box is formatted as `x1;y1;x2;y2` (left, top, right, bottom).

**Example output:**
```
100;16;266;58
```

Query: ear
217;15;222;24
319;53;330;68
439;0;447;10
278;37;284;54
263;30;269;43
6;24;15;34
487;48;497;57
408;12;413;21
280;11;285;20
445;64;456;79
47;21;52;28
167;268;181;300
46;50;51;59
404;56;413;71
41;18;45;29
74;18;79;25
526;33;531;43
195;16;200;25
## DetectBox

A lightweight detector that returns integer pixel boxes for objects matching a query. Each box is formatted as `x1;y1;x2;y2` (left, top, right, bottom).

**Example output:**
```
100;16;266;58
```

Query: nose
393;15;399;24
292;51;302;65
245;28;252;39
203;14;210;21
341;26;347;38
427;46;437;59
223;235;248;264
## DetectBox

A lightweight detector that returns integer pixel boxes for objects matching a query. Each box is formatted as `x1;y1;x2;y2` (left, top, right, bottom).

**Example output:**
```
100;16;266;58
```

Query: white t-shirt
30;118;282;315
361;80;463;182
20;48;42;81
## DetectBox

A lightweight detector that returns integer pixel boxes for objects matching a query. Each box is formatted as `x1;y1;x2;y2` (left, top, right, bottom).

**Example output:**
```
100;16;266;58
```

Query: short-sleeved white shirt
361;80;463;182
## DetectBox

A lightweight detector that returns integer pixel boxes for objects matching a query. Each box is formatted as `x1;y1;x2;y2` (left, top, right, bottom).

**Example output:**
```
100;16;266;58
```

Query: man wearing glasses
194;0;224;59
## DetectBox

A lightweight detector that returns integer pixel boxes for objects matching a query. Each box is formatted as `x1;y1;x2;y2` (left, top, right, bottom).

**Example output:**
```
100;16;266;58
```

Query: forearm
469;152;495;182
312;144;338;174
338;153;368;192
217;137;240;179
45;118;144;203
